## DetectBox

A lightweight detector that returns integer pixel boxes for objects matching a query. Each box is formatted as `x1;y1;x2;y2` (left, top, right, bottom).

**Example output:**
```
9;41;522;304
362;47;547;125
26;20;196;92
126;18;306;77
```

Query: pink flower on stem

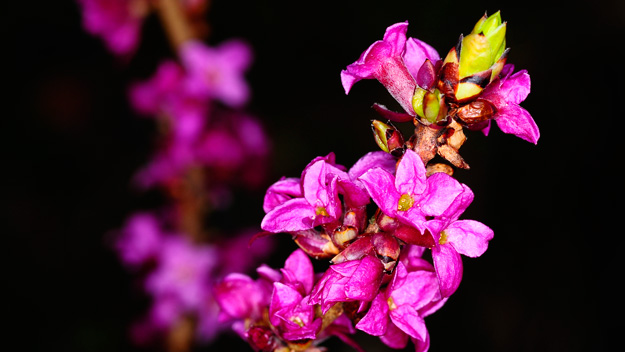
77;0;147;57
308;254;385;313
179;39;253;107
359;149;464;234
424;185;494;298
479;65;540;144
356;262;445;352
341;21;439;120
261;158;342;233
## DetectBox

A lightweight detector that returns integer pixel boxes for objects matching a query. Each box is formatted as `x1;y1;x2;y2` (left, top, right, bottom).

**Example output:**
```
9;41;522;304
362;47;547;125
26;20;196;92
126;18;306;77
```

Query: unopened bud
412;87;448;125
247;326;279;352
331;226;358;250
454;99;495;125
392;225;435;248
371;232;400;273
371;120;405;156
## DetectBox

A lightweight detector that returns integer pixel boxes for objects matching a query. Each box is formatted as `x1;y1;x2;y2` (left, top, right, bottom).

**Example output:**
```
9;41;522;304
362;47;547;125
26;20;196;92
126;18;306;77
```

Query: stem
153;0;196;51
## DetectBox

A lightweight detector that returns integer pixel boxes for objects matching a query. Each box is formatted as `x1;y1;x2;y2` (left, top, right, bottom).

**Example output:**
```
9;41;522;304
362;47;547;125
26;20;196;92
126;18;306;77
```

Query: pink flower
114;212;163;268
179;39;253;107
261;158;342;233
424;185;494;298
356;262;445;352
480;66;540;144
144;236;216;309
341;21;439;118
308;255;385;313
77;0;146;56
358;149;464;234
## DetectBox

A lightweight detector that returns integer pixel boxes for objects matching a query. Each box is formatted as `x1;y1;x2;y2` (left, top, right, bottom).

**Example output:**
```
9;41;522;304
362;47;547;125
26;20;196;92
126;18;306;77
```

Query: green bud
412;87;447;124
458;11;507;79
371;120;405;155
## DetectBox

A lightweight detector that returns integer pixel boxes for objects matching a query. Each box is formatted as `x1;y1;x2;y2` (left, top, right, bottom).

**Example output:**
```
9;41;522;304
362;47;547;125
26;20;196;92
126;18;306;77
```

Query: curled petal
420;173;465;217
261;198;317;233
263;177;302;213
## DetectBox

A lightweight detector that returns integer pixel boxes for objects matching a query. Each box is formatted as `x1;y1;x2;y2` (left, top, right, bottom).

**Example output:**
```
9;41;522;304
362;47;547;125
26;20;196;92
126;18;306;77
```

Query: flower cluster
77;0;275;349
215;11;537;352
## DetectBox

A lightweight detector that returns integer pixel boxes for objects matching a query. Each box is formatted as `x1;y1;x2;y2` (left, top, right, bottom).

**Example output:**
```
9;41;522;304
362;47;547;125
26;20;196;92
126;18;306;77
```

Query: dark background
5;0;623;351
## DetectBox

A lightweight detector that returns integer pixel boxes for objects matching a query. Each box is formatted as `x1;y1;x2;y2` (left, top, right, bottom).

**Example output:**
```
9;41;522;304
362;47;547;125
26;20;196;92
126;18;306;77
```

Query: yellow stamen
397;194;414;212
316;206;329;217
439;230;448;245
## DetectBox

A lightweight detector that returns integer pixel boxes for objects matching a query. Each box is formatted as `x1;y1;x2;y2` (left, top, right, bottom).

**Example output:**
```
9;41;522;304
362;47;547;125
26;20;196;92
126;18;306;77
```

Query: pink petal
261;198;316;232
283;249;314;294
380;322;409;349
432;244;463;298
355;293;389;336
500;70;531;105
359;168;400;217
403;37;440;79
395;150;427;196
495;105;540;144
445;220;494;257
372;103;414;122
263;177;302;213
420;172;464;216
345;256;384;301
389;305;428;341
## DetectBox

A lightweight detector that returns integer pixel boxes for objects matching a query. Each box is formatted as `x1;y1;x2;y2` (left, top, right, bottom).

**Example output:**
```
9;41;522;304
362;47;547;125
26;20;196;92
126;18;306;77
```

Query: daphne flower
359;149;464;234
308;254;385;313
77;0;147;56
261;159;342;233
424;185;494;297
341;22;440;120
144;236;216;309
478;67;540;144
356;262;444;351
114;212;163;268
179;39;253;107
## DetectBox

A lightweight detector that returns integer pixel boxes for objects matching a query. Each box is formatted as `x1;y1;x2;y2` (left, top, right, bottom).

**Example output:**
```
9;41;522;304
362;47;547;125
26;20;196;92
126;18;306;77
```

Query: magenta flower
128;60;208;143
269;282;322;341
114;212;163;268
261;158;342;233
480;65;540;144
341;21;439;118
179;39;253;107
144;236;216;309
214;272;272;324
77;0;146;56
308;254;385;313
359;149;464;234
424;185;494;298
356;262;444;351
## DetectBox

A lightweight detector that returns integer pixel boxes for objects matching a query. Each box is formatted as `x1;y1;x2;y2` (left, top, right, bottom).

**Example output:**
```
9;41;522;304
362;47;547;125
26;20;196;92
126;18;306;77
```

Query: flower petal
359;168;400;217
432;244;463;297
355;293;389;336
389;305;428;341
495;104;540;144
404;37;440;79
445;220;494;257
395;149;427;196
261;198;316;233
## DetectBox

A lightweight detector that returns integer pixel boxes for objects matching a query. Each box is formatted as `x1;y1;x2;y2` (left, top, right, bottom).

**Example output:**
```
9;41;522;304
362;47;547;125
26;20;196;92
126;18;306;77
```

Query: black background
5;0;623;351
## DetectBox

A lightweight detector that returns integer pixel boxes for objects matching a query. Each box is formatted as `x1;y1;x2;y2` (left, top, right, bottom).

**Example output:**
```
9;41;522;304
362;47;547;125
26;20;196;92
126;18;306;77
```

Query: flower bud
371;232;401;273
371;120;405;156
453;98;495;125
247;325;279;352
439;11;509;103
412;87;448;125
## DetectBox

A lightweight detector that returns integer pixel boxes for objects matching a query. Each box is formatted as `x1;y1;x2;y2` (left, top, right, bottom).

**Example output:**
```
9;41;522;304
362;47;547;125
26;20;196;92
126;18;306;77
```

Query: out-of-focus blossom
144;236;216;309
114;211;163;268
180;39;253;107
77;0;148;56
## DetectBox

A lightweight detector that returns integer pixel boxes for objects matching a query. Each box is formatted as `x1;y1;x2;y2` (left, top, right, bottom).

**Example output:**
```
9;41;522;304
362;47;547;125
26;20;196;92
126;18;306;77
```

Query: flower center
290;316;305;327
387;296;397;311
438;230;448;245
316;206;329;217
397;194;414;211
